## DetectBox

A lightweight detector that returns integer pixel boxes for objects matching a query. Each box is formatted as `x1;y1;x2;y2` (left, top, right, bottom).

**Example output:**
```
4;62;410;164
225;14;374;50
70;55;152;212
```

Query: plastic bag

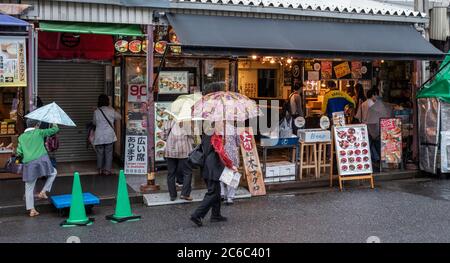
279;117;293;138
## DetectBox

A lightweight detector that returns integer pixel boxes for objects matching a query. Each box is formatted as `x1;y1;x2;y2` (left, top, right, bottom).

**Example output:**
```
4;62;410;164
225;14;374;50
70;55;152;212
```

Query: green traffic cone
106;170;141;223
60;172;94;227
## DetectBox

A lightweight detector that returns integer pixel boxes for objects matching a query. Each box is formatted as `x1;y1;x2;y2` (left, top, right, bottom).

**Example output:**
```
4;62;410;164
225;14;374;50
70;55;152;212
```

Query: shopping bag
5;157;23;174
219;167;242;189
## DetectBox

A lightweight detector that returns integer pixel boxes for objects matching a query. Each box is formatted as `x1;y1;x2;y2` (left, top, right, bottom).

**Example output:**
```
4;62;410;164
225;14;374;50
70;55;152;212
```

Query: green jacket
17;125;59;164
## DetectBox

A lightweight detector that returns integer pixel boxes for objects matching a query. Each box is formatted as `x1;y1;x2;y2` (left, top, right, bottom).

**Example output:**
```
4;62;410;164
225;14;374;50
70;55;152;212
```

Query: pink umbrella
193;91;262;122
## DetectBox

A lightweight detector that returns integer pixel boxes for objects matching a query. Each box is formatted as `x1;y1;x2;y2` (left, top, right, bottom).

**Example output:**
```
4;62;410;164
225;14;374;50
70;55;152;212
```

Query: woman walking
17;119;59;217
93;94;121;176
190;122;231;227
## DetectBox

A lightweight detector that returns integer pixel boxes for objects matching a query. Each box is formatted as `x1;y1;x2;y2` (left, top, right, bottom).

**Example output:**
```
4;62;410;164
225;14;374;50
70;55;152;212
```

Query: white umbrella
25;102;76;127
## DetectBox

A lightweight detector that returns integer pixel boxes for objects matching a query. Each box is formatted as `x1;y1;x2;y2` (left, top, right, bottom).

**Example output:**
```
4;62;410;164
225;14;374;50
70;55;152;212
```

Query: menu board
334;62;351;79
155;102;173;162
321;61;332;79
240;127;266;196
124;135;148;174
0;37;27;87
334;124;373;176
158;71;188;94
380;118;402;164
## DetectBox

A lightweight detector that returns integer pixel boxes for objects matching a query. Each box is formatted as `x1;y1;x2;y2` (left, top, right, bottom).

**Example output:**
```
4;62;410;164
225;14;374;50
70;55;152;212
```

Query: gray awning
167;14;444;60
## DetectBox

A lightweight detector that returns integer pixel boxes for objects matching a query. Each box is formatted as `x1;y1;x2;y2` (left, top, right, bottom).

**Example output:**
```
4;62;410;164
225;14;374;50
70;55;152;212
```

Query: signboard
334;62;351;79
155;102;173;162
158;71;188;94
0;37;27;87
320;61;332;79
124;135;148;174
240;127;266;196
128;84;147;102
380;118;402;164
114;37;148;54
320;116;330;130
334;124;373;176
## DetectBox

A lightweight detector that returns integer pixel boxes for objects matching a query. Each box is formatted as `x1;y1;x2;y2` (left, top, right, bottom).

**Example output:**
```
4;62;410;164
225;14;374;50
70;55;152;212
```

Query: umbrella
164;93;203;121
25;102;76;127
193;91;262;122
366;100;393;139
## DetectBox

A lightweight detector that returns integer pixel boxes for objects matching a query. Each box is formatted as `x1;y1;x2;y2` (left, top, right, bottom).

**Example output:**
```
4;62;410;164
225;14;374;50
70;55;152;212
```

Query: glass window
258;69;277;97
203;60;230;92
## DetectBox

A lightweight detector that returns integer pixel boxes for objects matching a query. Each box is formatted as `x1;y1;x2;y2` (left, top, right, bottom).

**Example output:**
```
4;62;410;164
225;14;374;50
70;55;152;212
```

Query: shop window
203;60;230;93
258;69;276;97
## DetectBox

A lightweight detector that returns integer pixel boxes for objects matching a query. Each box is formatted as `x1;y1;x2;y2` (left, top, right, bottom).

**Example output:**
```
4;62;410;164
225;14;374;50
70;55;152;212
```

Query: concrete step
143;187;251;206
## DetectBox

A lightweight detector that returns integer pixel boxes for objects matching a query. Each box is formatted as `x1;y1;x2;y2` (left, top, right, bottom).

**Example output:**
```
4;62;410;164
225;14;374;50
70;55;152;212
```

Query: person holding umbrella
16;119;59;217
22;101;77;216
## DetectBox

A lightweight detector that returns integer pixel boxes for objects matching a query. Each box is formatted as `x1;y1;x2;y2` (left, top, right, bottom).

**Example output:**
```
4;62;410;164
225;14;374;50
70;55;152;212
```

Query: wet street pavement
2;178;450;243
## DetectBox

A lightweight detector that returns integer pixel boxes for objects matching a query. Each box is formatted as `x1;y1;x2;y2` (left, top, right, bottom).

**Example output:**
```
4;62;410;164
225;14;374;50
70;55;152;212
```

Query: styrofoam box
265;161;296;177
298;129;331;143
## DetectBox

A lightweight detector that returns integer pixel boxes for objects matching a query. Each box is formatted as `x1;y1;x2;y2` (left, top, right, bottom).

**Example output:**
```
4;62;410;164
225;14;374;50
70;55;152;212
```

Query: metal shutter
38;61;105;162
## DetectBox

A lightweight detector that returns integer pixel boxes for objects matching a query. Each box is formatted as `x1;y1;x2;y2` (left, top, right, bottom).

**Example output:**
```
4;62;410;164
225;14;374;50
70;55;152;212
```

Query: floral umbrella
193;91;262;122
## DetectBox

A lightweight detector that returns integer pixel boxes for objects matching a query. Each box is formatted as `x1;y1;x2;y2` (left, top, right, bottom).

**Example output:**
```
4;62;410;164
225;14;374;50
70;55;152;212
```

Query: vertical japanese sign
0;37;27;87
125;135;148;174
380;118;402;164
240;127;266;196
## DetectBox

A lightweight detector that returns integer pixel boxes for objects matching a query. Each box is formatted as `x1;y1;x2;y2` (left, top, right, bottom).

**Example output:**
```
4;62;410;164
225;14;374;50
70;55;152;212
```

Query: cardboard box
298;129;331;142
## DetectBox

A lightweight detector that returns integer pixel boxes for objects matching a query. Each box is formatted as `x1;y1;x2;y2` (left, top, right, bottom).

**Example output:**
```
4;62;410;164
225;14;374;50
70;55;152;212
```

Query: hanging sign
124;135;148;174
240;127;266;196
334;124;373;176
128;84;147;102
0;37;27;87
334;62;351;79
380;118;402;164
158;71;189;94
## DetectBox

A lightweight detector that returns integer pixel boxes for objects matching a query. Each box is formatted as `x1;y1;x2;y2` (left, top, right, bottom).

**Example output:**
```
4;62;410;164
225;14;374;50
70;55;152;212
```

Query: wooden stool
299;142;318;180
317;141;333;185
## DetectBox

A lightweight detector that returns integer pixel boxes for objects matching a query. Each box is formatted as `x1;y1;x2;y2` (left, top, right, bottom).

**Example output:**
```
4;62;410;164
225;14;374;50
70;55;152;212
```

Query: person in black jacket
190;133;228;227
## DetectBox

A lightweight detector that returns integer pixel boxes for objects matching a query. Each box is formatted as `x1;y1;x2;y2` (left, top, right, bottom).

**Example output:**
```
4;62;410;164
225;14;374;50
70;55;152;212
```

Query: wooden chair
317;141;334;186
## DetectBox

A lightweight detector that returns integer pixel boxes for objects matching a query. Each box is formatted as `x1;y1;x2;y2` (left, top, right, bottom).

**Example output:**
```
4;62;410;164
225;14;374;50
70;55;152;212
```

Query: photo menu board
154;102;173;162
380;118;402;164
334;124;373;176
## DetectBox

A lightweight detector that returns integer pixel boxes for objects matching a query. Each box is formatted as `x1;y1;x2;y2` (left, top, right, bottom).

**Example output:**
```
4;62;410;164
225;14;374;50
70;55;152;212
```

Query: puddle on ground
380;179;450;201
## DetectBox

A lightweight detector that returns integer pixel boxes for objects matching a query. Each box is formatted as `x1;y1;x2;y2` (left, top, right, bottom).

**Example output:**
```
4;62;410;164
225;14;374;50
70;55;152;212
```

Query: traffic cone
60;172;94;227
106;170;141;223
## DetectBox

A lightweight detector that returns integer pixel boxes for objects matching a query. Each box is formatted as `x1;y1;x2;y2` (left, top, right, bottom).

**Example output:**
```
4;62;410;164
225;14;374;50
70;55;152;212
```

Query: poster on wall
332;111;346;127
126;101;147;136
380;118;402;164
124;135;148;174
334;124;373;176
155;102;173;162
158;71;188;94
240;127;266;196
321;61;332;79
334;62;351;79
0;37;27;87
351;61;362;79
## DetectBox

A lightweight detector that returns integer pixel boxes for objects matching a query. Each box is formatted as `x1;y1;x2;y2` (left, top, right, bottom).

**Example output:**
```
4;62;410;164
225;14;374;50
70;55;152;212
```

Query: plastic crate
50;193;100;209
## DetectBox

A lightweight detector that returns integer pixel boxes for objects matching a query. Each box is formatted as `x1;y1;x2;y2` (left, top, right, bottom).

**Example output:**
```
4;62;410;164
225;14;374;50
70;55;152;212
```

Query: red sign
128;84;147;102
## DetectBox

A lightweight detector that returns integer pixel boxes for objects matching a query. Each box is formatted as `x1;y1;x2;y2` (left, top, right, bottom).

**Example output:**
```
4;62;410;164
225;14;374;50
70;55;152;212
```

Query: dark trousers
191;179;221;219
167;158;192;198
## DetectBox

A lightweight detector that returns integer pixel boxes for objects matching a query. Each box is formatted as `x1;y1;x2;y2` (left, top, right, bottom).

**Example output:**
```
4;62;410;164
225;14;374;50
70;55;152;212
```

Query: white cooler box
265;161;296;178
298;129;331;143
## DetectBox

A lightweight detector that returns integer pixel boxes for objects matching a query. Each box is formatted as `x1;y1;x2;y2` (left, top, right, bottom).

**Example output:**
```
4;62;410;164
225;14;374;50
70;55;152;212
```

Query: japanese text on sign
240;128;266;196
124;135;148;174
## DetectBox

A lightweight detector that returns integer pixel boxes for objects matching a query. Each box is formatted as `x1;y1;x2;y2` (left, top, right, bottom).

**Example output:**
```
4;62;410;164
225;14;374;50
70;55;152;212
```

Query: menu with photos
334;124;373;176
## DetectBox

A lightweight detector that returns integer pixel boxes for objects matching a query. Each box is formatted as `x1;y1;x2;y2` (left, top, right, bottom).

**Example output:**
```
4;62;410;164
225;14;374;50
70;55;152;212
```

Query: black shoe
190;216;203;227
210;215;228;223
170;196;177;201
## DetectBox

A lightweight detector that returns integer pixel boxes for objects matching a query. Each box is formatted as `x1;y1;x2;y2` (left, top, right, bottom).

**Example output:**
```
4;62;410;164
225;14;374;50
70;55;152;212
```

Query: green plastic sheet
417;55;450;103
39;21;143;36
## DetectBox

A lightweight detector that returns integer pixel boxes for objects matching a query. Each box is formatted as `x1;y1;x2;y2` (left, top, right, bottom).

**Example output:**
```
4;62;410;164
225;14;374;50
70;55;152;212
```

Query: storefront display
334;124;373;176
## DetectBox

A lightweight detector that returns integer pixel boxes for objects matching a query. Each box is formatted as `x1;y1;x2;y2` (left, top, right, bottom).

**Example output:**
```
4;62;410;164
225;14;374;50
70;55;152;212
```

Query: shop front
0;14;31;179
153;12;444;189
